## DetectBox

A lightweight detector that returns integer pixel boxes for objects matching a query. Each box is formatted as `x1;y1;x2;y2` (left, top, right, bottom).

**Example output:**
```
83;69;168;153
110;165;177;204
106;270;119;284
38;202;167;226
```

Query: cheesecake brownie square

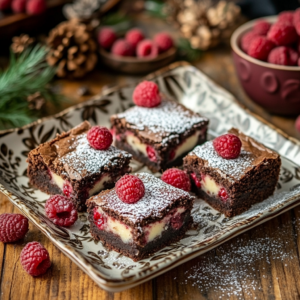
87;172;194;261
183;128;281;217
27;121;132;211
110;97;209;173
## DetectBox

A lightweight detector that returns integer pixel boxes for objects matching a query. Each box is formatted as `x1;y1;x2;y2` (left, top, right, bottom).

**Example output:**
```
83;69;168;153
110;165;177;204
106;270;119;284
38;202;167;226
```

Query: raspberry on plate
248;36;274;60
154;32;174;53
87;126;113;150
267;22;298;46
45;195;78;227
253;20;271;35
278;11;294;24
0;214;28;243
161;168;191;192
98;27;116;50
26;0;46;15
125;28;144;48
115;174;145;204
111;39;134;57
240;31;260;53
20;242;51;276
136;39;158;58
133;81;161;108
213;133;242;159
268;46;298;66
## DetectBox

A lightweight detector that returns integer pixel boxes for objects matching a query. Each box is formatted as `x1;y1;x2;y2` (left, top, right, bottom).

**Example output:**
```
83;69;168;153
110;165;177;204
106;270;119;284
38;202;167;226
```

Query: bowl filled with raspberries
231;10;300;115
97;27;177;75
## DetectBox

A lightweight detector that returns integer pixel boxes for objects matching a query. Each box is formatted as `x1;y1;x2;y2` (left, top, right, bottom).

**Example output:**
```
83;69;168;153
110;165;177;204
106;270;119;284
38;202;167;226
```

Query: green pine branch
0;44;62;130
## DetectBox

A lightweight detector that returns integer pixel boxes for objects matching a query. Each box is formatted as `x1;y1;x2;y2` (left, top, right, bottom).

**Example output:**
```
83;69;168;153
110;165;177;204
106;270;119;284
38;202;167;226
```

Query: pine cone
46;19;98;79
167;0;241;51
11;34;35;54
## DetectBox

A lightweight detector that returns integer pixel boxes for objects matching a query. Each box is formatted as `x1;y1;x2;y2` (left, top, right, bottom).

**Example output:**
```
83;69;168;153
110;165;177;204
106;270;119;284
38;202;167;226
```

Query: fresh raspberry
125;28;144;48
136;39;158;58
20;242;51;276
93;210;106;229
87;126;112;150
190;173;201;188
26;0;46;15
268;46;298;66
62;181;73;198
0;0;11;10
11;0;26;13
98;27;116;50
298;57;300;67
267;22;297;46
278;11;294;24
218;188;228;202
161;168;191;192
0;214;28;243
213;134;242;159
248;36;274;60
240;31;260;53
115;175;145;204
146;145;157;162
133;81;161;108
253;20;271;35
45;195;78;227
111;39;134;57
154;32;174;53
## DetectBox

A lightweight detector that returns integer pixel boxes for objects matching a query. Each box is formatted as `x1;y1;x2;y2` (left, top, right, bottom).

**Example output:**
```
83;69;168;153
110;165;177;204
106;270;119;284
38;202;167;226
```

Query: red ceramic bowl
231;16;300;116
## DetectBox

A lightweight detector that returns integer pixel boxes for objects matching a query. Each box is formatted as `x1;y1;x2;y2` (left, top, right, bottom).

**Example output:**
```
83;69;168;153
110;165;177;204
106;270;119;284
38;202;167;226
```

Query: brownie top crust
110;97;208;144
187;128;280;181
87;172;194;225
33;121;132;180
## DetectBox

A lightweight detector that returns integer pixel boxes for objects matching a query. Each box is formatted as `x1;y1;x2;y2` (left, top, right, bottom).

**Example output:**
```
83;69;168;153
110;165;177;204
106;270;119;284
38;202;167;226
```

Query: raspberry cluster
0;0;46;14
0;213;51;277
97;27;174;59
241;8;300;66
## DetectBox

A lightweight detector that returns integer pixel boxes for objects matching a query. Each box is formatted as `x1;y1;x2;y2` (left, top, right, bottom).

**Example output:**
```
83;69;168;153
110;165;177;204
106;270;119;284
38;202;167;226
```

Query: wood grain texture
1;16;300;299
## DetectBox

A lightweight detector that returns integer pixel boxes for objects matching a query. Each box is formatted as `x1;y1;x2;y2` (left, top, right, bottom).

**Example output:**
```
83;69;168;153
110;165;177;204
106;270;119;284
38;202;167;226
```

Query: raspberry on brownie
27;121;132;211
86;172;194;261
110;83;209;173
183;128;281;217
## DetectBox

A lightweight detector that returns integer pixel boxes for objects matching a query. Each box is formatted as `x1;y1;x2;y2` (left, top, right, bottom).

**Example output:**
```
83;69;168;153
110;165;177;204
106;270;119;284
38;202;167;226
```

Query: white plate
1;62;300;292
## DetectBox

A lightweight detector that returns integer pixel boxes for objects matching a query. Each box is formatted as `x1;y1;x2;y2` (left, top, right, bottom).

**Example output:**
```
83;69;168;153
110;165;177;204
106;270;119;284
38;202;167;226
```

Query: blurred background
0;0;300;136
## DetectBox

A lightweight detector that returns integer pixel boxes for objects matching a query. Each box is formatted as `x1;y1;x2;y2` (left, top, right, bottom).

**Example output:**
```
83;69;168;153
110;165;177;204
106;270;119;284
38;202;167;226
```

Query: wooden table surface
1;31;300;300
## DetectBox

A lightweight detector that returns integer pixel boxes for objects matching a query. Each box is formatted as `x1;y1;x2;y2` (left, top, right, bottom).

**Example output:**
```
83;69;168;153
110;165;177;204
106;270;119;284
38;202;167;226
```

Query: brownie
110;96;209;173
183;128;281;217
27;121;132;211
87;172;194;261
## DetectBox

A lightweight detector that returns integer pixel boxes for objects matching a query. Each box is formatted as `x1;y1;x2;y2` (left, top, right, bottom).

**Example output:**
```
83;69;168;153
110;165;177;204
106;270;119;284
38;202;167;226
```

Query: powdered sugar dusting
181;220;298;298
191;142;255;180
95;172;192;224
59;134;131;179
117;100;206;143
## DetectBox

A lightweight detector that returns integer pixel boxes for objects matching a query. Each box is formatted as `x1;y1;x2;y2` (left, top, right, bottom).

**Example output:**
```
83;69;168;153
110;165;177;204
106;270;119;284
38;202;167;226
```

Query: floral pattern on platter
1;62;300;292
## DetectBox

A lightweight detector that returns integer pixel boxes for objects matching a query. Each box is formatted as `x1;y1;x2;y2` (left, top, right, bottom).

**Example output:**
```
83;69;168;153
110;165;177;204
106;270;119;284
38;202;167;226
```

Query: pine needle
0;44;61;130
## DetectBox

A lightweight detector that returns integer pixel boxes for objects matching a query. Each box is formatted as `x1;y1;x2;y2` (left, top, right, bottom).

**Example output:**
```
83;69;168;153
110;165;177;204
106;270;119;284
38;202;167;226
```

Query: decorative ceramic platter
1;61;300;292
